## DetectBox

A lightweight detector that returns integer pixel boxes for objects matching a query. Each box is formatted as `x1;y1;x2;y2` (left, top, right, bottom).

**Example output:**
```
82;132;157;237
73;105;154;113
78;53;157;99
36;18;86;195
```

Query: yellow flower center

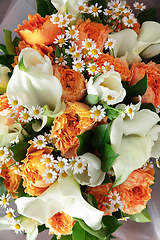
112;195;117;201
124;12;130;17
14;165;18;171
23;113;29;120
58;161;64;168
113;3;118;8
94;110;101;117
105;65;111;71
45;136;49;142
128;108;133;115
114;203;120;209
54;16;60;22
58;38;65;44
10;112;16;118
37;140;43;146
15;224;20;230
92;49;98;55
106;204;111;210
79;5;84;11
82;48;88;55
90;65;97;72
33;109;40;115
107;41;113;47
0;150;4;156
47;173;53;179
85;42;92;48
61;19;66;25
70;47;76;52
74;52;80;58
77;163;83;169
67;14;73;19
2;198;7;204
62;172;68;177
69;29;75;35
58;56;64;63
52;138;57;144
76;63;82;69
107;10;113;14
7;212;13;218
137;4;142;9
107;95;114;101
127;19;133;24
115;11;121;16
12;100;18;106
45;158;51;164
118;7;124;11
92;6;98;12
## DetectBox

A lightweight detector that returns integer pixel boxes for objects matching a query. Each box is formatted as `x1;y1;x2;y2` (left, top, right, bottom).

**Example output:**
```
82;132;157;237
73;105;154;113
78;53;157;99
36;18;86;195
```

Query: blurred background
0;0;160;239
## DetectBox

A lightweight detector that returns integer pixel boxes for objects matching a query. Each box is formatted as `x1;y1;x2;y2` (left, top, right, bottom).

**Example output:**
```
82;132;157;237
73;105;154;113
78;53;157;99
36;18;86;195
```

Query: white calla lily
6;48;65;131
15;175;103;231
110;104;160;187
73;153;106;186
0;65;10;94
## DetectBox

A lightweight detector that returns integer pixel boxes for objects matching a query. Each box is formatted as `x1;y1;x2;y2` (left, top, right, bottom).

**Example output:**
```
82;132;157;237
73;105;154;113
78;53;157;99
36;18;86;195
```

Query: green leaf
140;103;156;112
77;130;93;155
60;235;73;240
36;0;57;17
3;29;16;55
83;193;98;209
73;218;106;239
102;215;123;237
85;232;97;240
93;73;102;83
101;173;111;184
15;179;27;198
0;44;8;54
72;222;85;240
124;207;151;223
0;55;14;69
51;235;58;240
13;36;20;48
137;8;158;26
55;45;61;58
84;94;99;106
122;72;147;98
38;224;48;233
18;56;27;72
0;177;8;196
10;142;30;162
99;143;119;172
91;124;110;150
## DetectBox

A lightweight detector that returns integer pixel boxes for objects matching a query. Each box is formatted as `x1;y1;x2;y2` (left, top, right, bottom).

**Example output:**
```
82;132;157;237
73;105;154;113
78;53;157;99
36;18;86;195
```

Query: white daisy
75;2;88;13
156;105;160;114
50;13;63;25
18;108;32;123
90;105;106;122
73;157;87;174
54;156;69;174
88;47;102;59
53;34;68;48
10;162;21;174
65;26;79;40
42;168;58;184
113;200;124;211
133;2;146;11
118;217;130;221
87;62;100;75
123;14;137;28
102;202;115;215
101;89;119;105
104;38;116;50
33;135;47;149
0;147;9;161
65;13;76;23
156;157;160;168
55;53;67;66
5;208;16;222
103;8;113;16
40;154;55;167
102;62;115;73
108;191;121;205
29;105;44;119
72;59;86;72
88;3;102;17
82;38;96;51
11;220;25;234
0;194;11;208
8;96;21;110
10;135;19;145
59;16;70;28
124;103;136;119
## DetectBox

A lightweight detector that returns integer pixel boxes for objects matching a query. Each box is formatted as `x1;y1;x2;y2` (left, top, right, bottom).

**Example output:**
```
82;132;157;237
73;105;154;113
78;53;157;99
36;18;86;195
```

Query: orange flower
86;166;154;215
46;211;75;239
75;19;112;52
20;143;54;196
14;13;62;46
0;159;21;198
88;53;131;82
53;65;86;101
0;93;11;115
50;101;96;158
130;61;160;107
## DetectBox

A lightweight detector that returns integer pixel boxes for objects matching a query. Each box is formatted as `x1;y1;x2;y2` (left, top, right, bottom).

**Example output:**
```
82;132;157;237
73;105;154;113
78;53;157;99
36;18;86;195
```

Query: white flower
65;26;79;40
88;47;102;59
104;38;116;50
87;71;126;105
87;63;100;75
73;153;106;187
102;62;115;73
75;2;88;13
40;154;55;167
10;162;21;174
50;13;63;25
54;156;69;174
90;105;106;122
55;53;67;66
123;15;137;28
0;146;9;161
8;96;22;110
33;135;47;149
108;191;121;204
11;220;25;234
53;34;68;48
18;108;32;123
124;103;136;119
42;169;58;184
0;65;10;94
28;105;44;119
133;2;146;11
102;202;114;215
0;194;11;208
82;38;96;51
72;59;85;72
5;208;16;222
88;3;102;17
15;175;104;230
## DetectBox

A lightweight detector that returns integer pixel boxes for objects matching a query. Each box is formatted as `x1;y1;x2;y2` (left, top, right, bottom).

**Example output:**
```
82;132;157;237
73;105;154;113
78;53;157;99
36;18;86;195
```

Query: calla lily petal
140;43;160;58
0;217;13;230
15;176;103;231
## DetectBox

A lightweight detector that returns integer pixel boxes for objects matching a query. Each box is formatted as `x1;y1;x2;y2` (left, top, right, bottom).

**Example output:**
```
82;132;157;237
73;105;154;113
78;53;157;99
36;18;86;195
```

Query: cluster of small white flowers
102;190;124;215
90;105;106;122
0;193;24;234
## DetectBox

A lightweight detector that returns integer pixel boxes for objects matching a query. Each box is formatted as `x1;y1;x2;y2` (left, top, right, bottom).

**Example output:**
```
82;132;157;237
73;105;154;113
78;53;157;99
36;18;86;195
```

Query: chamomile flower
108;0;120;9
54;156;69;174
44;132;51;143
33;135;47;149
90;105;106;122
6;110;17;119
113;200;124;211
8;96;21;110
65;26;79;40
102;202;114;215
50;13;63;25
87;62;100;75
73;157;87;174
53;34;68;48
108;191;121;205
108;167;115;177
0;146;9;161
102;89;119;105
123;14;137;28
65;13;76;23
118;217;130;221
10;135;19;145
102;62;115;73
88;3;102;17
82;38;96;51
59;16;70;28
124;103;136;119
0;193;11;208
114;3;128;14
18;108;32;123
5;208;16;222
156;105;160;114
133;2;146;11
75;2;88;13
55;53;67;66
156;157;160;168
103;8;113;16
42;168;58;184
29;105;44;119
104;38;116;50
11;220;25;234
88;47;102;59
40;154;55;167
72;59;85;72
10;162;21;174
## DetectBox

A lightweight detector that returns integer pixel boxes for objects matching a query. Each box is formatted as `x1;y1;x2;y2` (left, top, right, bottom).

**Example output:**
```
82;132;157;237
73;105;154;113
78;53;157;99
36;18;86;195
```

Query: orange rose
20;143;55;196
46;211;75;239
75;19;112;52
87;53;131;82
0;159;21;198
14;13;62;46
50;101;96;158
0;93;11;116
130;61;160;107
53;65;86;101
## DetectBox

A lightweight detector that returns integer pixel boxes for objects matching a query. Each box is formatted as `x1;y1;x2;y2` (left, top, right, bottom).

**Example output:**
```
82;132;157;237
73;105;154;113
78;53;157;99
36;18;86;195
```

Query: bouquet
0;0;160;239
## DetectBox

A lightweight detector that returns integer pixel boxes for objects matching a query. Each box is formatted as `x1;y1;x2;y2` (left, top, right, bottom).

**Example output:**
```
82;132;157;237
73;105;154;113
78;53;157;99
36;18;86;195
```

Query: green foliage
140;103;156;112
124;207;151;223
3;29;16;55
0;55;14;69
102;215;123;236
0;44;8;54
73;222;85;240
77;130;94;155
36;0;57;17
38;224;48;233
137;8;158;26
83;193;99;209
0;177;8;196
84;95;99;106
91;124;110;150
10;142;30;163
18;56;27;71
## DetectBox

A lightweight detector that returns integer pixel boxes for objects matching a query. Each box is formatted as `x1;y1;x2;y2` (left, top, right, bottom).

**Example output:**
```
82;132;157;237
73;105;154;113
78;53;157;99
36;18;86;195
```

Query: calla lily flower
6;48;65;131
15;175;104;231
0;65;10;94
110;102;160;187
0;216;39;240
